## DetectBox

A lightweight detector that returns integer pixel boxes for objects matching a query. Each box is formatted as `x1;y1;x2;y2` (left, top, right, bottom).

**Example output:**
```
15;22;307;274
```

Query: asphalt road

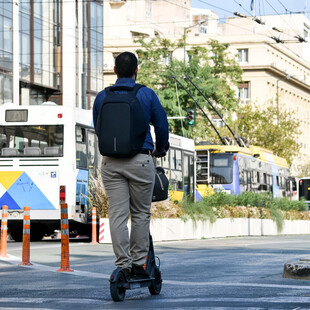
1;235;310;309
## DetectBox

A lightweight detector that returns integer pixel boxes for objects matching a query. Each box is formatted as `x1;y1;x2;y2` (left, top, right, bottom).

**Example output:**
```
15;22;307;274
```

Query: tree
236;102;301;166
135;37;243;139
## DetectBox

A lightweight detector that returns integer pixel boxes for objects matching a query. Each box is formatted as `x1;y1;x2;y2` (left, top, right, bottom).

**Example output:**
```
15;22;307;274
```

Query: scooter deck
124;277;155;290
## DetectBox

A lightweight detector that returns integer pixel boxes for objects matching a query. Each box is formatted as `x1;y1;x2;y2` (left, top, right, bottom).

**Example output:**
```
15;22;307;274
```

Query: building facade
102;2;310;175
0;0;104;109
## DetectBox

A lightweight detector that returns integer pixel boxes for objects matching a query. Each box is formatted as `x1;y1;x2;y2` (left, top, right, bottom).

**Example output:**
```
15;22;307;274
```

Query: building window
30;89;44;105
161;52;172;66
0;1;13;105
33;0;43;84
238;82;250;102
237;49;248;63
19;0;58;105
212;118;224;128
19;1;31;81
0;73;13;104
89;1;103;93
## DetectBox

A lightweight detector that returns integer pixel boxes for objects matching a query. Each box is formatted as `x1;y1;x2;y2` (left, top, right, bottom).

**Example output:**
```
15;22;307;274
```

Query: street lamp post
183;20;207;64
276;74;291;123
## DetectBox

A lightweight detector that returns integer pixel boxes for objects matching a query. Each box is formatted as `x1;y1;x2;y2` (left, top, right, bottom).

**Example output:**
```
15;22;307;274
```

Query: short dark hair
115;52;138;78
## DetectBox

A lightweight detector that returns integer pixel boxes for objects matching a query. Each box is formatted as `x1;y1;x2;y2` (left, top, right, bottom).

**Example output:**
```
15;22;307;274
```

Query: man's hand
152;149;166;158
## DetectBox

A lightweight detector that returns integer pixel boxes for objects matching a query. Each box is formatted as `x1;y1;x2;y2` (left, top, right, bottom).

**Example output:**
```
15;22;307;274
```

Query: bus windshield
299;178;310;201
211;153;233;184
0;125;64;157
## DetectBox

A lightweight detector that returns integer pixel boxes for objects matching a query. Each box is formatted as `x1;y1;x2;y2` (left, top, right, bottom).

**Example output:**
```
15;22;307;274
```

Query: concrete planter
98;218;310;243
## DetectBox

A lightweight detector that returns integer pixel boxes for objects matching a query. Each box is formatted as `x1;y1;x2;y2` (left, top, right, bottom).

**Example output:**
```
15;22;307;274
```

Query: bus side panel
76;169;89;208
0;169;59;217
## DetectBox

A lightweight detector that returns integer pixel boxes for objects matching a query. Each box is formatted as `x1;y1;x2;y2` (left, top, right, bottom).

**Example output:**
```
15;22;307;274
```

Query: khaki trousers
101;153;155;269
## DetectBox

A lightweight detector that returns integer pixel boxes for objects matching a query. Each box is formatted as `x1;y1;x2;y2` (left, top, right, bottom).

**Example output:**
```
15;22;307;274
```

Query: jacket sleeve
150;90;169;152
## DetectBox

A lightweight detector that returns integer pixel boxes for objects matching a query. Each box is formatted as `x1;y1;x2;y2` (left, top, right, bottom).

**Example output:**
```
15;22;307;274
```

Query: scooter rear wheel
148;266;162;295
110;271;126;301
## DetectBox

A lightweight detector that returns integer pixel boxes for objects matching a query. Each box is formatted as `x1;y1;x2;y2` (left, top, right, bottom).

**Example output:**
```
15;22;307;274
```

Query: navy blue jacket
93;78;169;152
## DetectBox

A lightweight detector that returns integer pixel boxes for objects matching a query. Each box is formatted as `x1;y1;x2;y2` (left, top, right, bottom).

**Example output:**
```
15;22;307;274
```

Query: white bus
153;131;196;202
0;103;100;241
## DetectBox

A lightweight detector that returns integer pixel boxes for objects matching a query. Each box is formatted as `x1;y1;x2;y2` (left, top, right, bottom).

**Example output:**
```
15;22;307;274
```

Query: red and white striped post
0;205;8;257
57;203;73;272
19;206;32;266
91;207;98;244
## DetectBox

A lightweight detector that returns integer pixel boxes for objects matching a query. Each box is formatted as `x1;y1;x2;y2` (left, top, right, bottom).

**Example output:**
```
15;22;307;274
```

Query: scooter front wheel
110;270;127;301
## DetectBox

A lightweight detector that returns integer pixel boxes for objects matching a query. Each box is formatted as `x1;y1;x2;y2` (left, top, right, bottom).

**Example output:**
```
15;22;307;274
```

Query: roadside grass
89;173;309;231
181;191;309;231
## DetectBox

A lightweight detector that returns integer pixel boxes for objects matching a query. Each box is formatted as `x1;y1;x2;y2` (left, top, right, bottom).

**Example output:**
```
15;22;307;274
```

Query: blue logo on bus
51;172;57;178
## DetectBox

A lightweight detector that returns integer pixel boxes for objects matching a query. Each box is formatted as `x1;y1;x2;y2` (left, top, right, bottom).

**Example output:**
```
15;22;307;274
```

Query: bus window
76;126;87;168
170;149;183;191
0;125;63;156
87;131;96;176
210;153;233;184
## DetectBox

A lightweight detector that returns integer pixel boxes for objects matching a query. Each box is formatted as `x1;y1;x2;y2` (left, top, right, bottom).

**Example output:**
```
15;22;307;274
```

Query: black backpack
96;84;148;158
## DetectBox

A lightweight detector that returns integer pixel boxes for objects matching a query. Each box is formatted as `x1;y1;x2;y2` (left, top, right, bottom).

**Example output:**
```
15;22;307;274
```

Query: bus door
183;152;195;200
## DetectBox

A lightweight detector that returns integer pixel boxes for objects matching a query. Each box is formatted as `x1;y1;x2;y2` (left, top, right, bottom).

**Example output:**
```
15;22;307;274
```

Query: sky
192;0;309;20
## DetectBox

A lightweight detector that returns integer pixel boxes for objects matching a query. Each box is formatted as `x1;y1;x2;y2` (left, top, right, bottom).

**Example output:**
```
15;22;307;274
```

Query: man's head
114;52;138;79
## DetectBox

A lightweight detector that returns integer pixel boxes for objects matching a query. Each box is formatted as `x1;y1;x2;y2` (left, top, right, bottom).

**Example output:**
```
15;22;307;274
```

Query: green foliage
181;191;308;230
135;37;243;140
237;102;301;166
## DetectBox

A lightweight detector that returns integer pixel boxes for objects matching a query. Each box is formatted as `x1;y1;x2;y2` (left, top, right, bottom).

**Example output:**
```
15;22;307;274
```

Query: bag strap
105;84;145;96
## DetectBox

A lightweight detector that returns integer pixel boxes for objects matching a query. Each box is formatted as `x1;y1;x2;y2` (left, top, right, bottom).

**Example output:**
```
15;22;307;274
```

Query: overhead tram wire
265;0;303;39
276;0;288;13
231;0;306;44
184;75;244;147
170;74;229;146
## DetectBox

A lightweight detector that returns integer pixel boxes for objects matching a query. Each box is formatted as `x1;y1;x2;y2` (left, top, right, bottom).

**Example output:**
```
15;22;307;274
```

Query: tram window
211;154;233;184
184;155;189;194
251;171;255;183
239;170;244;185
247;171;251;183
263;173;267;184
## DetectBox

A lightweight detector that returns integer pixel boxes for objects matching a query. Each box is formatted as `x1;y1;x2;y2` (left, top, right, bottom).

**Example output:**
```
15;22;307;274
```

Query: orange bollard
0;205;8;258
19;206;32;266
57;203;73;272
91;207;98;244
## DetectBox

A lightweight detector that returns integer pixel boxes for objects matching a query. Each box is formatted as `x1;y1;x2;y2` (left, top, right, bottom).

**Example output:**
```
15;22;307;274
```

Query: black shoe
121;268;131;281
131;265;150;279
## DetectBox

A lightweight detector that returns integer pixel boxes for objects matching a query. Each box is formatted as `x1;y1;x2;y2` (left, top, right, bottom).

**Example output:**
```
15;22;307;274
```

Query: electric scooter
109;234;162;301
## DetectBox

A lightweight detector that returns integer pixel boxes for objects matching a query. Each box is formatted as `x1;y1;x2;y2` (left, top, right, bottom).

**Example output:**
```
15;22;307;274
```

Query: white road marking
1;254;309;291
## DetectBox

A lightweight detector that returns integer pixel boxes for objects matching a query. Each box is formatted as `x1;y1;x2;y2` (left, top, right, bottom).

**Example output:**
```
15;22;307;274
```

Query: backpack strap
106;83;145;95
